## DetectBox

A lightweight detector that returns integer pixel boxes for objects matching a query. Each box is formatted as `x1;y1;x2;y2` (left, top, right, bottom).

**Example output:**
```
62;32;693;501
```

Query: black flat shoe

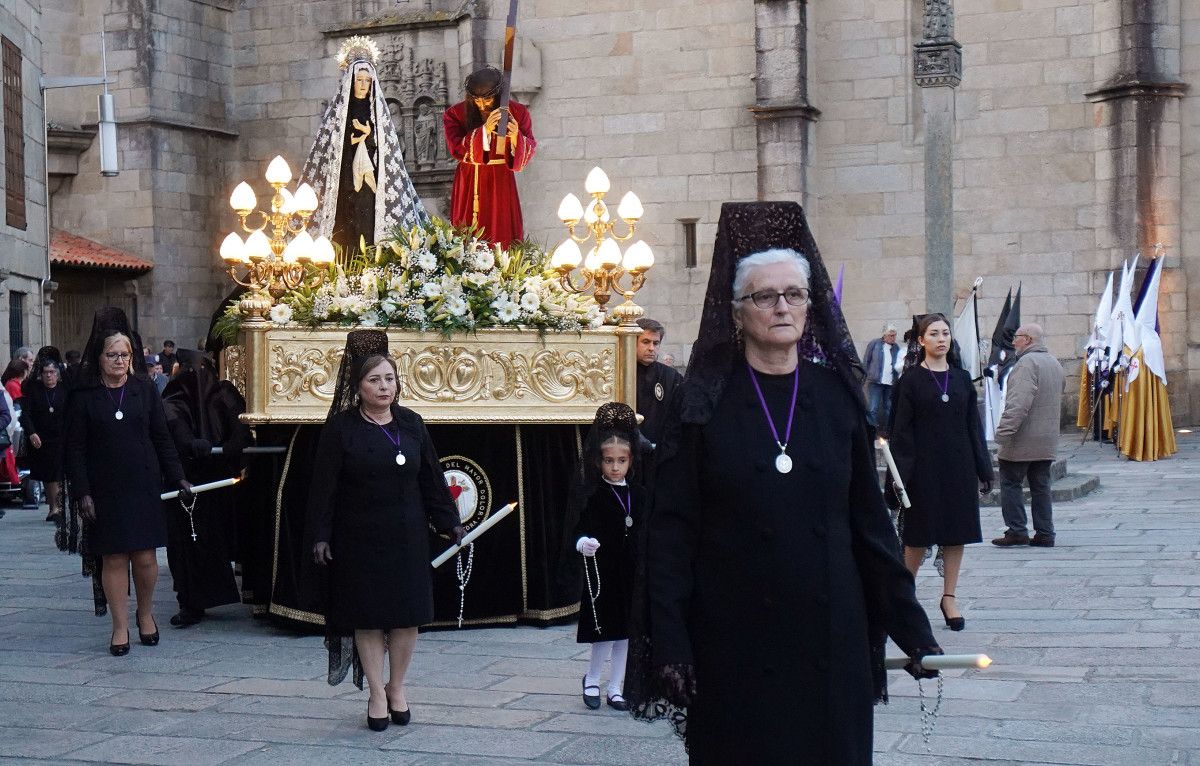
389;705;411;726
582;675;601;710
138;616;159;646
606;695;629;711
367;715;389;732
170;608;204;628
109;632;130;657
939;595;965;632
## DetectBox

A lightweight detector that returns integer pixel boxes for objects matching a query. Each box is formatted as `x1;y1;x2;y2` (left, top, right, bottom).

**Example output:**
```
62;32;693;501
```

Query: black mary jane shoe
581;675;601;710
109;632;130;657
138;616;160;646
606;694;629;712
939;594;965;632
389;705;411;726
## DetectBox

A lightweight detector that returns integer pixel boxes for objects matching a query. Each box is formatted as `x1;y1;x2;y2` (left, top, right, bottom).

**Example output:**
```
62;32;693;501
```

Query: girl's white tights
585;639;629;698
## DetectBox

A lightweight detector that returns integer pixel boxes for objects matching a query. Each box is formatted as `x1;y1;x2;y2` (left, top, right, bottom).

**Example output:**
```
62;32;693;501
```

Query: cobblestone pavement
0;433;1197;765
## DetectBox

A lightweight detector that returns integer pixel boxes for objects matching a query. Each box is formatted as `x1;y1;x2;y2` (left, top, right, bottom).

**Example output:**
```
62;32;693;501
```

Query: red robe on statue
443;100;536;247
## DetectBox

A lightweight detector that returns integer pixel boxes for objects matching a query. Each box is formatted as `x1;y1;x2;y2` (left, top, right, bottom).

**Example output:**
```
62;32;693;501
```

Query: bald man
992;324;1065;548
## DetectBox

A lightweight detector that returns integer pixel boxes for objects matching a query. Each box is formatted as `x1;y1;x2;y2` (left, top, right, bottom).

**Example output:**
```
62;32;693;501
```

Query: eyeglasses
735;287;810;310
1015;333;1032;340
103;352;132;361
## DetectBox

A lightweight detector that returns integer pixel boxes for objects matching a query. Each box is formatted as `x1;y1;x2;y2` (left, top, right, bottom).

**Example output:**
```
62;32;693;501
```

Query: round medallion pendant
115;411;124;421
775;453;793;474
625;515;633;528
395;452;406;466
941;394;949;403
48;407;54;413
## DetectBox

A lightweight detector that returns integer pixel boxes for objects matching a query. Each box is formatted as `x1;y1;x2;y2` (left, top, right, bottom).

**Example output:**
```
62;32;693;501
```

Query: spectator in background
150;361;169;394
861;323;904;436
3;359;30;405
158;341;177;376
13;347;35;369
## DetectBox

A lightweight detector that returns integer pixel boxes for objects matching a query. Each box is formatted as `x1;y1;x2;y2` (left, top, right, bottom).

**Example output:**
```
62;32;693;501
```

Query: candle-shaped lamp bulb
265;155;292;185
584;167;610;195
551;239;583;270
219;232;248;263
229;182;256;213
293;183;319;213
557;193;584;222
617;191;643;221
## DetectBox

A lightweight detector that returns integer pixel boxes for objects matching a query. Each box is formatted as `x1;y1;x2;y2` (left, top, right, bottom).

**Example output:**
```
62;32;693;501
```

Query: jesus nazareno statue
300;36;428;258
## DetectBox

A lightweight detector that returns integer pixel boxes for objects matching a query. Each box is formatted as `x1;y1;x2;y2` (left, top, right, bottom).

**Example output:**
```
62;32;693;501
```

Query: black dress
19;380;65;482
575;481;643;643
64;377;185;556
649;360;936;765
890;365;993;548
306;406;459;632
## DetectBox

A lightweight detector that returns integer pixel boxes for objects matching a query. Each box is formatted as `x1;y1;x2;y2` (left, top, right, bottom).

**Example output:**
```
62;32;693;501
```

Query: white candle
884;653;992;671
876;438;912;509
432;502;517;568
160;475;241;501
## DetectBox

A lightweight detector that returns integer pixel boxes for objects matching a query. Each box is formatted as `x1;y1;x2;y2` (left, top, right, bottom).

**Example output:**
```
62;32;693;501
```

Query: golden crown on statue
336;35;381;70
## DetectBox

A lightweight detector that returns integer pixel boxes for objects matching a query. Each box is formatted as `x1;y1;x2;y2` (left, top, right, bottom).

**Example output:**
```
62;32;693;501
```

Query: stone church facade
30;0;1200;423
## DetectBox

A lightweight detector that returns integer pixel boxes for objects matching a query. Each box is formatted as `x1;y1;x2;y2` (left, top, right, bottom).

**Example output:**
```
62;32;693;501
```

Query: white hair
731;248;812;300
884;323;897;334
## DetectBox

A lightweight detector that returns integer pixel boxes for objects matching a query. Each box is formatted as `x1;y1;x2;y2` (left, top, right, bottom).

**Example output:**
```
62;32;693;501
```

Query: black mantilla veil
318;329;390;689
625;201;873;744
59;308;149;614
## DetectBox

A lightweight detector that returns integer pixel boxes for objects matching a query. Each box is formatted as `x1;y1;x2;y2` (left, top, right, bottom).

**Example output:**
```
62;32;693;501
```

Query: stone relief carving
375;38;454;173
914;42;963;87
922;0;955;42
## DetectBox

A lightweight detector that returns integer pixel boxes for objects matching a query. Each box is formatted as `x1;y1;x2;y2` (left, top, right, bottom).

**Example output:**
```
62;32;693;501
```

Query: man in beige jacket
992;324;1066;547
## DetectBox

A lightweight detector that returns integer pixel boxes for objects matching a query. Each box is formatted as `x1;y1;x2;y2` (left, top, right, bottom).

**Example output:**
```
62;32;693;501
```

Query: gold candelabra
219;156;335;321
550;167;655;326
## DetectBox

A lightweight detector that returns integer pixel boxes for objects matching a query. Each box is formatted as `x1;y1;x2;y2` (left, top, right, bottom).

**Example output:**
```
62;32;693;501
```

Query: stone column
914;1;962;317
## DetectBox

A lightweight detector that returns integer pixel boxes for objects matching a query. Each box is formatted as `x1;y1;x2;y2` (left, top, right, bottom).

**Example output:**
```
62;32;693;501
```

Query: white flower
445;295;469;317
405;304;427;323
421;282;442;298
416;250;437;272
522;276;543;293
380;300;398;316
519;291;541;313
472;248;495;271
496;303;520;323
387;275;407;295
440;274;463;296
269;303;293;325
359;310;381;327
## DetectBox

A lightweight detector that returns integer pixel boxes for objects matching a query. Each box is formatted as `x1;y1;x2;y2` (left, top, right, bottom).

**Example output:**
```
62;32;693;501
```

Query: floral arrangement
219;219;603;339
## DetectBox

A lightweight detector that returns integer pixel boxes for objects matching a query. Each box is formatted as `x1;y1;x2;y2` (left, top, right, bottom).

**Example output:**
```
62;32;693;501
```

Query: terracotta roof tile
50;230;153;273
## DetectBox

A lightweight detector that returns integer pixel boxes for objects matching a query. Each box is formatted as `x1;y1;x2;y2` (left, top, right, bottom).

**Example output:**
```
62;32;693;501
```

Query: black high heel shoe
109;631;130;657
389;704;411;726
138;616;160;646
367;699;390;731
939;594;965;631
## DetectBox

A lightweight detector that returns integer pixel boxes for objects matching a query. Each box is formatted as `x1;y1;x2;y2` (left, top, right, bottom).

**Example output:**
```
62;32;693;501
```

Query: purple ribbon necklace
104;379;127;421
608;484;633;533
747;361;800;474
363;408;406;465
925;364;951;403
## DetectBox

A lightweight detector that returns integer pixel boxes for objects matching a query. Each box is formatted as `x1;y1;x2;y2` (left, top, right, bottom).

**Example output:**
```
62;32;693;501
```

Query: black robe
18;379;65;482
333;95;378;255
636;361;682;447
889;365;993;548
162;372;249;612
64;377;185;556
575;481;643;643
306;406;459;632
649;360;935;764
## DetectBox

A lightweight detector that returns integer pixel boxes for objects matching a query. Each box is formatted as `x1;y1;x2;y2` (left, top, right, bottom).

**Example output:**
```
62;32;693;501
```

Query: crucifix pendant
190;532;198;542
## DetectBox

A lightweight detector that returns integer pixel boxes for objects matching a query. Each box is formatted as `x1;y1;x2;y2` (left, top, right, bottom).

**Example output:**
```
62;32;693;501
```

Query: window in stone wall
8;291;25;357
679;218;699;268
2;36;26;231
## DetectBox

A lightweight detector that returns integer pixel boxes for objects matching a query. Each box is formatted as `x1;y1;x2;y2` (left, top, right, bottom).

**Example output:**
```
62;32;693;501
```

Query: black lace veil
626;202;870;744
320;329;391;689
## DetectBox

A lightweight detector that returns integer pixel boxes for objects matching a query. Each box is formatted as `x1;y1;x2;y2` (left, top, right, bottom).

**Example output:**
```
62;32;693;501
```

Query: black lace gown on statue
305;405;459;632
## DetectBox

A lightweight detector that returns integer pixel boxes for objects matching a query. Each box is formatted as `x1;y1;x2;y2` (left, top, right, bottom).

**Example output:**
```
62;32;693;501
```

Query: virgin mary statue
300;36;428;257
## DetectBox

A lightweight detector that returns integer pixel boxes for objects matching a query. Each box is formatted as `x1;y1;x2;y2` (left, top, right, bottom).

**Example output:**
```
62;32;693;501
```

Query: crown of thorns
336;36;381;70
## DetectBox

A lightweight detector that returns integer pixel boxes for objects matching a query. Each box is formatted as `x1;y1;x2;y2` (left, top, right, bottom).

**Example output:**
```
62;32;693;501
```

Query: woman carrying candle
307;329;464;732
888;313;993;631
626;202;942;764
64;309;192;655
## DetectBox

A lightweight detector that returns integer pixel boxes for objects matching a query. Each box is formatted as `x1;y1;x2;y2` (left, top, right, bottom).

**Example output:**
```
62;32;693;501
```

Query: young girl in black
574;403;645;712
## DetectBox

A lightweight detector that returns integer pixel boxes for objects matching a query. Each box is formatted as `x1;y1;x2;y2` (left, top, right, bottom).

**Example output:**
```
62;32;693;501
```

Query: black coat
19;379;66;482
890;365;992;548
575;482;642;643
649;361;936;764
306;406;459;632
636;361;682;446
64;377;185;556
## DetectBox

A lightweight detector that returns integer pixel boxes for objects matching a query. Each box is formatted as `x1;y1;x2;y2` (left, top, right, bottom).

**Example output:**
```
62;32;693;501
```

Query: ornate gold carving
221;345;247;397
394;345;614;404
269;345;342;402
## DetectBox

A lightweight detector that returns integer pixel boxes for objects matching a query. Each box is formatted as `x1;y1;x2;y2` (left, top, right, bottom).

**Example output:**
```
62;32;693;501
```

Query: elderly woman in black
628;202;941;764
65;326;191;655
20;348;67;521
307;330;463;731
